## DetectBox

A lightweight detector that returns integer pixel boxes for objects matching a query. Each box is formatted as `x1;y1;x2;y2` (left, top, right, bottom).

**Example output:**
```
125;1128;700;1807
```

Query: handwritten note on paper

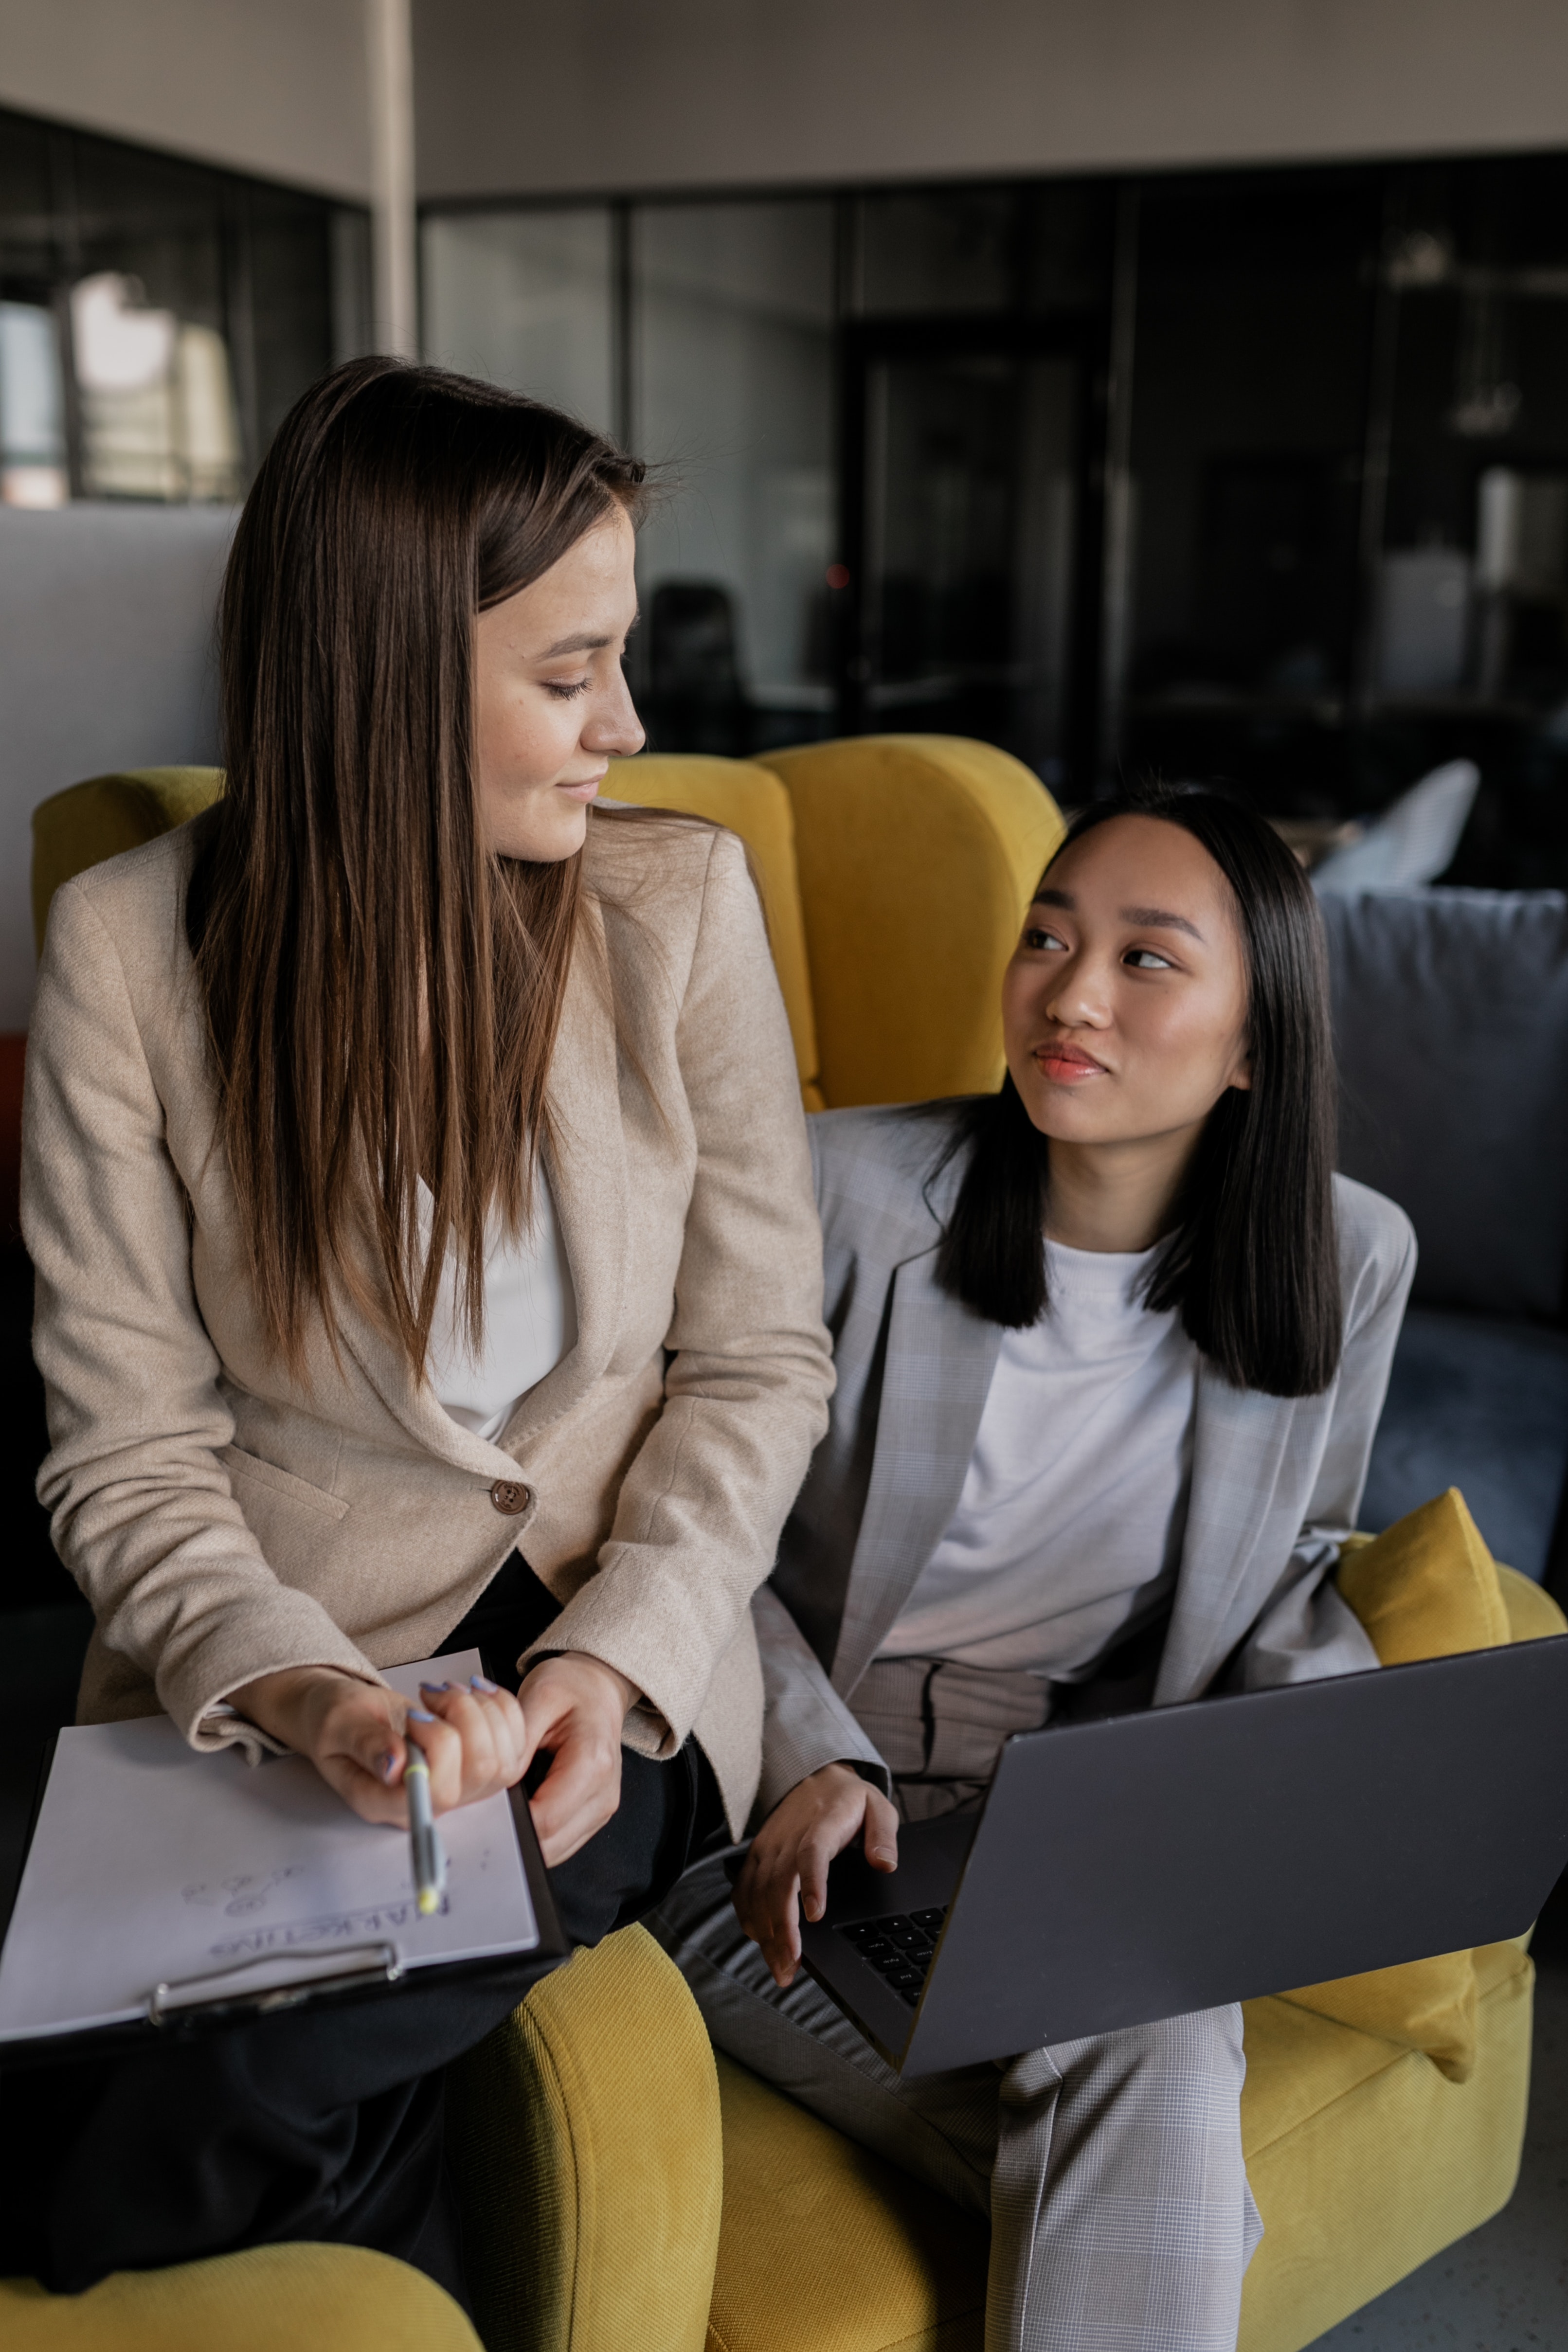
0;1650;539;2044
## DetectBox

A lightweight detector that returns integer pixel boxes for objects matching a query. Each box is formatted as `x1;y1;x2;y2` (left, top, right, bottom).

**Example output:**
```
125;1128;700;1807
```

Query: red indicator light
826;563;851;590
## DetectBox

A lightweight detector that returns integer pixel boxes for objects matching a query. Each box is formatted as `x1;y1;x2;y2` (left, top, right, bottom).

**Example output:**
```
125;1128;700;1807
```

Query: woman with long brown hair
11;359;833;2302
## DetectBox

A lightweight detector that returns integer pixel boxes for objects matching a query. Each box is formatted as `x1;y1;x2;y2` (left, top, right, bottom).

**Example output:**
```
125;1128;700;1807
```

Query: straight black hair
933;780;1342;1397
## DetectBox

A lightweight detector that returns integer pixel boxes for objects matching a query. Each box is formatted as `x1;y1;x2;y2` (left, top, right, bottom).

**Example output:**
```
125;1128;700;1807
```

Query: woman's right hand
231;1664;528;1826
732;1762;900;1987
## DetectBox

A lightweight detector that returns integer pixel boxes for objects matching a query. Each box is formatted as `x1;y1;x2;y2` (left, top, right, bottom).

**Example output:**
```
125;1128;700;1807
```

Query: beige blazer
22;806;834;1833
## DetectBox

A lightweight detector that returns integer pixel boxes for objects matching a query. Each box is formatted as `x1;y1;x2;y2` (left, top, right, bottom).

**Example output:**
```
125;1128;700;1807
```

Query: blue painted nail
407;1707;436;1723
470;1674;500;1694
420;1681;452;1694
378;1750;397;1782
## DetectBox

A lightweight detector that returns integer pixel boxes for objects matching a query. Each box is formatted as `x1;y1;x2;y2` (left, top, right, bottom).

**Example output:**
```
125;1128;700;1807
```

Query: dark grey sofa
1320;887;1568;1583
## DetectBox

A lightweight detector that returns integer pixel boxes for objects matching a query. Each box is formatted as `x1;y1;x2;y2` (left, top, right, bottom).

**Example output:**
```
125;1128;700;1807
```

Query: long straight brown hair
186;358;647;1379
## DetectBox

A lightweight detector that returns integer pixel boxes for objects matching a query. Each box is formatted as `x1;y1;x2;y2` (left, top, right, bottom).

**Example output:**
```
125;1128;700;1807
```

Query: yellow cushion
606;754;822;1107
447;1922;721;2352
1336;1487;1511;1661
756;736;1064;1109
32;767;224;955
0;2243;481;2351
1284;1493;1568;2080
1280;1490;1517;2079
1277;1951;1480;2085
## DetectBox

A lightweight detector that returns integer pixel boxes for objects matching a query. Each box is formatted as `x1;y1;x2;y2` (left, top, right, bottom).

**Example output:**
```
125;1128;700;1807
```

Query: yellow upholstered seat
0;2243;483;2351
709;2051;989;2352
703;1943;1535;2352
1237;1936;1532;2352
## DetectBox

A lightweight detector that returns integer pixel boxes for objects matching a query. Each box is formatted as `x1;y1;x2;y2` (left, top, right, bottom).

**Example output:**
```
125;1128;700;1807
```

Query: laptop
797;1637;1568;2077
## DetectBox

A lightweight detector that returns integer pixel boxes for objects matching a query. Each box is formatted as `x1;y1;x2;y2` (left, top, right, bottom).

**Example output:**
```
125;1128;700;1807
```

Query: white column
366;0;418;358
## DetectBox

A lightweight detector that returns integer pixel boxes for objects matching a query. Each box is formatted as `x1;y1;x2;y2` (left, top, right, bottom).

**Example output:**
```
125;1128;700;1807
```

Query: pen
403;1740;447;1917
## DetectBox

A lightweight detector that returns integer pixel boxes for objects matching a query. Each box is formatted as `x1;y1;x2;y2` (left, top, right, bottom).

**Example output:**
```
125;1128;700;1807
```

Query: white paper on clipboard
0;1650;538;2044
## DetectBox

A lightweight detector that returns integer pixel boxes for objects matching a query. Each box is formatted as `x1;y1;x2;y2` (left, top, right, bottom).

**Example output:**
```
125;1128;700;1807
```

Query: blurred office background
422;162;1568;892
5;4;1568;931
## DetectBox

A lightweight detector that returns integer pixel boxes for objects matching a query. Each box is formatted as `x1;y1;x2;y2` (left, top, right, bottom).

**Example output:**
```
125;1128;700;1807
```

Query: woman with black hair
655;782;1416;2352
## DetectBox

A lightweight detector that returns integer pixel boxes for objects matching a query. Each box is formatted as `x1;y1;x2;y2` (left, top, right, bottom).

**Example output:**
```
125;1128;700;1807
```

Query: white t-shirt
420;1172;576;1443
877;1237;1198;1677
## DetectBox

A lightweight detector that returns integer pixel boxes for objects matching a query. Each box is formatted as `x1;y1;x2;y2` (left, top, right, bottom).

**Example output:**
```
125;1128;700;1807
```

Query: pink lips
557;773;605;803
1034;1041;1106;1082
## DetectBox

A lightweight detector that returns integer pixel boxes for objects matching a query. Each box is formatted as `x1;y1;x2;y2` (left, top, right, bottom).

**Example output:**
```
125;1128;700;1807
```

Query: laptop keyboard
836;1907;949;2006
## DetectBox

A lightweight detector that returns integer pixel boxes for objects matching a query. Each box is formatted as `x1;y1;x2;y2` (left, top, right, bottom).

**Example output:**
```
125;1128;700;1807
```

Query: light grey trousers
650;1658;1262;2352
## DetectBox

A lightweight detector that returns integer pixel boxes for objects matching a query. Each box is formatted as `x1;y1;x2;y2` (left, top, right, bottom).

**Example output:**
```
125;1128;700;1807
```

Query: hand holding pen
227;1663;530;1831
398;1675;530;1913
228;1654;635;1877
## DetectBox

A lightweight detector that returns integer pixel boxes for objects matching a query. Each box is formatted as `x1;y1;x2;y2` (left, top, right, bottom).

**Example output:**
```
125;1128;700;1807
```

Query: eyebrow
1121;904;1205;940
539;630;614;658
1032;887;1205;942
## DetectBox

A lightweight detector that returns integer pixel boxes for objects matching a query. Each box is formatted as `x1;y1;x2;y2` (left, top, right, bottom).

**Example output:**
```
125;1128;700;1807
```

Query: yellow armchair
445;1557;1551;2352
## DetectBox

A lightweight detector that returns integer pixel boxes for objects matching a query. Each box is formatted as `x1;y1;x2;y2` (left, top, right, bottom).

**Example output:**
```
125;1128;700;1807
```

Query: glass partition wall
423;185;1114;780
0;104;369;508
429;154;1568;888
634;202;836;753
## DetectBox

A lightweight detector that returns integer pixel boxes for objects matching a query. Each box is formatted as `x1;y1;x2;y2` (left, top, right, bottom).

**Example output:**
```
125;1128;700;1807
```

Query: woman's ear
1228;1041;1254;1093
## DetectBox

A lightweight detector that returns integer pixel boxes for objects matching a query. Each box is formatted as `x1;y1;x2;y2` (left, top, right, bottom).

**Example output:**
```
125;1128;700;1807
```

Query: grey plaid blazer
752;1103;1418;1816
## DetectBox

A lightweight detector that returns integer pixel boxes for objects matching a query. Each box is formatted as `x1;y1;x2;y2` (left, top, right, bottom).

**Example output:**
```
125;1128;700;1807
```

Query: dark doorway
837;320;1105;793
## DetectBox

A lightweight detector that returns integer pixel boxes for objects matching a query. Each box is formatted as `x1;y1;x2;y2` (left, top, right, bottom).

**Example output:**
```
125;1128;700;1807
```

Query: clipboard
0;1656;569;2070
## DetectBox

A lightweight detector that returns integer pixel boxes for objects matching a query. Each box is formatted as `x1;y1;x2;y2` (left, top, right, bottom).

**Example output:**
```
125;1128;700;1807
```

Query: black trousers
0;1555;727;2306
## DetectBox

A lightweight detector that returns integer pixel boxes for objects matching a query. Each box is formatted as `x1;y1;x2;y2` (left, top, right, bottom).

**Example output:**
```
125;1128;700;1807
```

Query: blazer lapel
499;900;628;1447
336;1282;502;1473
1153;1367;1302;1703
830;1247;1003;1698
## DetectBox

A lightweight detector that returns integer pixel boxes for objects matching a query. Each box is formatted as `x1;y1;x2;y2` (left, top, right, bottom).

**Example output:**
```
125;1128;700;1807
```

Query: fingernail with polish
470;1674;500;1694
420;1681;451;1695
407;1707;436;1724
378;1750;398;1782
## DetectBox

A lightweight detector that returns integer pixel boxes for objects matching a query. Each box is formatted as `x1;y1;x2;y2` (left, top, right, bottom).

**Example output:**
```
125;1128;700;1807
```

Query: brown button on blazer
22;805;834;1834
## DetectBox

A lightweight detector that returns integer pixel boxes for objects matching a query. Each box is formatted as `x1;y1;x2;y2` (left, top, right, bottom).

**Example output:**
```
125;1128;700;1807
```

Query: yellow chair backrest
604;754;822;1107
29;756;829;1099
756;735;1064;1108
32;767;226;958
30;739;1066;1114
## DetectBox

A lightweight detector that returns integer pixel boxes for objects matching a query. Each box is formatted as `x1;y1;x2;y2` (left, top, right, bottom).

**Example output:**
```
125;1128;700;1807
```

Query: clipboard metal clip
147;1941;403;2026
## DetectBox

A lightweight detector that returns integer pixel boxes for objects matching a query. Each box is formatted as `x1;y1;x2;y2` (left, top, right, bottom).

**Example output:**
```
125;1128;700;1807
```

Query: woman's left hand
517;1652;637;1867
